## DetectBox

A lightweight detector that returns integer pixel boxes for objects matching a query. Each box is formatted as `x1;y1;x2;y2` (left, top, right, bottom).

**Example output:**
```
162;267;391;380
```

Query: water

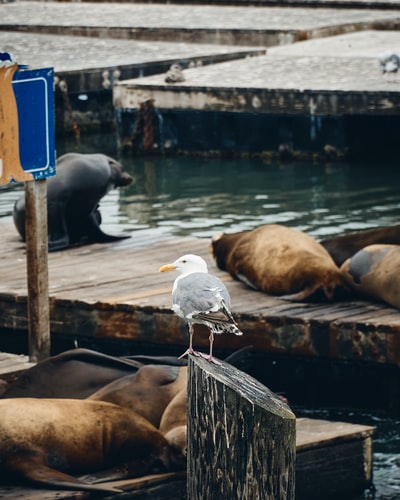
1;133;399;499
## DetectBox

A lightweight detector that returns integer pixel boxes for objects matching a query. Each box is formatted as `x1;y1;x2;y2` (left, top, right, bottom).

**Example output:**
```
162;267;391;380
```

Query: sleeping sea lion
340;244;400;308
211;224;348;301
13;152;133;251
159;388;188;459
320;225;400;267
88;364;188;427
2;348;143;399
0;398;184;492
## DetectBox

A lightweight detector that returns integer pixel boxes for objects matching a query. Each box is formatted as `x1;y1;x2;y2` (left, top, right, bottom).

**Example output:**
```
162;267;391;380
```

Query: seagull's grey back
172;272;231;317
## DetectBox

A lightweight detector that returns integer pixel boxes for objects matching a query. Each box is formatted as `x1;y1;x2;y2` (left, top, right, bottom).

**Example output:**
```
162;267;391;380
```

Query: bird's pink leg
200;332;222;365
178;324;201;359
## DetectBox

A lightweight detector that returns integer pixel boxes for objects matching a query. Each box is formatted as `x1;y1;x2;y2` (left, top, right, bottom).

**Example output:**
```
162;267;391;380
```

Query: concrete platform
0;31;265;92
113;30;400;157
114;31;400;103
1;2;400;46
2;1;400;150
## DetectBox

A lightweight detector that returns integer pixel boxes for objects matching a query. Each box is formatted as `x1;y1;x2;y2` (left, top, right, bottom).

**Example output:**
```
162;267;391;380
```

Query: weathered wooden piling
187;356;296;499
25;179;51;362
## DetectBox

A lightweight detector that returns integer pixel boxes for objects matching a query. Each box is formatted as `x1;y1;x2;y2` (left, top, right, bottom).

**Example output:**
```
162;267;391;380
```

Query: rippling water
2;133;400;243
1;133;399;499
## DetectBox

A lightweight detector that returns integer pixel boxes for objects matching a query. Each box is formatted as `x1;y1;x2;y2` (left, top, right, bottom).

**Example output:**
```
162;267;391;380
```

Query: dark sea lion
340;244;400;308
0;398;183;492
211;224;348;301
13;152;133;251
320;225;400;267
88;364;188;427
2;348;142;399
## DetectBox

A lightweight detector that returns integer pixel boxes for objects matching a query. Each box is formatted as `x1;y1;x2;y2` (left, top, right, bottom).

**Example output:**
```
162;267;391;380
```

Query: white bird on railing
160;254;243;365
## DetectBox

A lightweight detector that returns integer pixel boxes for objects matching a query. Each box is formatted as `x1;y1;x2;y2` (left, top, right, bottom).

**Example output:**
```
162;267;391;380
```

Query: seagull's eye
182;260;187;263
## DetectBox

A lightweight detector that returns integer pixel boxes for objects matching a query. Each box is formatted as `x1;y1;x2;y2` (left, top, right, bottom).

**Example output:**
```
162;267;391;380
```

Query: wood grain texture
187;356;296;499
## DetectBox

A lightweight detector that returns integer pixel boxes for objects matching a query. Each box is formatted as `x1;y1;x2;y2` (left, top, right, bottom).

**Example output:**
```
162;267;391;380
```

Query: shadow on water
1;132;399;499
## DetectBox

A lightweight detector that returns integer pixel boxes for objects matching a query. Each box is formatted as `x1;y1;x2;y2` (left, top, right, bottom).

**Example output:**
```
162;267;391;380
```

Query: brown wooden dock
0;417;375;499
1;219;400;360
1;220;399;368
0;221;380;497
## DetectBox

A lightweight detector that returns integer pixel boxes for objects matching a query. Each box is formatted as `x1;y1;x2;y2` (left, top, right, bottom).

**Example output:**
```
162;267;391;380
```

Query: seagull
164;63;185;84
159;254;243;365
379;52;400;80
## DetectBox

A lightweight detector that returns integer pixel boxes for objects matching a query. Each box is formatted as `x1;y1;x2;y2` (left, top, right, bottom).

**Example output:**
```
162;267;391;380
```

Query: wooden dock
0;220;379;498
0;220;399;409
0;417;375;499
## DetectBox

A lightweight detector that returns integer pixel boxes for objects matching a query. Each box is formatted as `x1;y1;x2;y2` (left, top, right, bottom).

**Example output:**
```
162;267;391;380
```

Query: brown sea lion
211;224;348;301
340;244;400;308
0;398;184;492
320;225;400;267
88;364;188;428
2;348;143;399
159;388;188;459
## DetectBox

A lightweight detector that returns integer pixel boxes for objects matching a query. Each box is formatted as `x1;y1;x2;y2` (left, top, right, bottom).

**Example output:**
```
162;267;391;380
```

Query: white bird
379;53;400;79
164;63;185;84
159;254;243;365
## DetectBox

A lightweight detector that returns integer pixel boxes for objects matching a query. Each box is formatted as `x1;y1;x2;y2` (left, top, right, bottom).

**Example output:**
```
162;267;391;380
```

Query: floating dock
0;417;375;499
114;28;400;158
0;221;399;412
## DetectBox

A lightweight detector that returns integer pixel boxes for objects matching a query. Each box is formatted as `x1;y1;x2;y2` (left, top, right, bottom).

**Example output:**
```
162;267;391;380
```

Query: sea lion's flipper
279;284;322;302
86;211;131;243
280;282;340;302
79;464;131;484
7;455;122;493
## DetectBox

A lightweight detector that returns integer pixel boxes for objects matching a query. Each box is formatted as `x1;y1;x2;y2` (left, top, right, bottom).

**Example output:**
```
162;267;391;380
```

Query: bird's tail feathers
228;324;243;336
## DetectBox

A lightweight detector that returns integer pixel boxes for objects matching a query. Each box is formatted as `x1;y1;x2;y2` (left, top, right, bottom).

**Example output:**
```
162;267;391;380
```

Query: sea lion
320;225;400;267
13;152;133;251
2;348;143;399
159;389;188;459
211;224;348;301
0;398;184;492
340;244;400;308
88;364;188;428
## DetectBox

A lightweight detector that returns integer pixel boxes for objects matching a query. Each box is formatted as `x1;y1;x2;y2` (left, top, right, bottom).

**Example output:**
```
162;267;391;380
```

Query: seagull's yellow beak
159;263;176;273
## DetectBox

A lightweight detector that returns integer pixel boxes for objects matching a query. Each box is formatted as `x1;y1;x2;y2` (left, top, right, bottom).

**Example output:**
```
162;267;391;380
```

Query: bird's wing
172;273;231;319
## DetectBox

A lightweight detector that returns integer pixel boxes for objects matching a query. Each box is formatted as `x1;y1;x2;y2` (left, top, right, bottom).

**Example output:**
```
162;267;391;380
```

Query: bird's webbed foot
178;348;202;359
198;352;222;365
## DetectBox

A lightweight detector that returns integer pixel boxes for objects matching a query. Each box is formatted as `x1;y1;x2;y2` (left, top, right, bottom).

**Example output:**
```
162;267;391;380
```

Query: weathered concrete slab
1;2;400;46
33;0;400;7
0;31;264;92
0;30;264;134
115;31;400;97
113;30;400;157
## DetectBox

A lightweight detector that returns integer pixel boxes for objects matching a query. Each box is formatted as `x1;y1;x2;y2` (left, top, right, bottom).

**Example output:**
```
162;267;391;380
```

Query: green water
1;133;399;499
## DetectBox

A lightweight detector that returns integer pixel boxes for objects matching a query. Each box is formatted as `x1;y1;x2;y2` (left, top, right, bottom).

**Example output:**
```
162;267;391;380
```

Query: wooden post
187;356;296;499
25;178;50;362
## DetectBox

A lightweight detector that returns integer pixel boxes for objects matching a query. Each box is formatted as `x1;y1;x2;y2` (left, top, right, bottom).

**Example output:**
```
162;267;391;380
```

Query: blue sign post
0;58;56;362
12;67;56;180
0;63;56;184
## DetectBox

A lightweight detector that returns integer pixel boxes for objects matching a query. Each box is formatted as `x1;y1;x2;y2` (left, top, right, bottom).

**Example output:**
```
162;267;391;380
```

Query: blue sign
12;67;56;180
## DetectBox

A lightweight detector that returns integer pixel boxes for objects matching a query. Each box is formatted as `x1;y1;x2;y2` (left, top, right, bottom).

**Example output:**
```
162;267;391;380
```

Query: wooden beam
187;356;296;499
24;179;50;362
